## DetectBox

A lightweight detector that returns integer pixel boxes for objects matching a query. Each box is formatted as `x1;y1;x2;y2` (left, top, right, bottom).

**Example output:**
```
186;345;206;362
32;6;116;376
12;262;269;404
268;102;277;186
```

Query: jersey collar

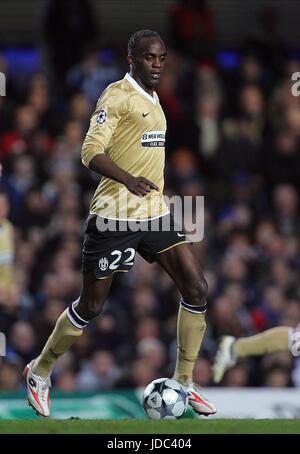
125;73;157;105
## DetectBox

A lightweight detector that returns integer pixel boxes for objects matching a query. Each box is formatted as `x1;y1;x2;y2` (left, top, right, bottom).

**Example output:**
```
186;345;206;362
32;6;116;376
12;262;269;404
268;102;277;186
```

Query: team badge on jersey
96;108;107;125
99;257;109;271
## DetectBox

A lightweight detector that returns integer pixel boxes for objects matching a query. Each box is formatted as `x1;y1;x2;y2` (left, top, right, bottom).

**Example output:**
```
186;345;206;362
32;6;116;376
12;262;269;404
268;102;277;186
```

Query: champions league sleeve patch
96;108;107;125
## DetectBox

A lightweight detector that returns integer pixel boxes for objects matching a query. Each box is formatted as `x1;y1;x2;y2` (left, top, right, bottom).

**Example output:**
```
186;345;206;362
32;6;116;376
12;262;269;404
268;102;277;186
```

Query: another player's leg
211;336;237;384
155;243;216;416
212;326;291;384
23;272;113;416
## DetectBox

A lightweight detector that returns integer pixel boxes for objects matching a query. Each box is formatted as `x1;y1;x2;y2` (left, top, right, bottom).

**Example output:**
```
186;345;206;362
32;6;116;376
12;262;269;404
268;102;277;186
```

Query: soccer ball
142;378;188;420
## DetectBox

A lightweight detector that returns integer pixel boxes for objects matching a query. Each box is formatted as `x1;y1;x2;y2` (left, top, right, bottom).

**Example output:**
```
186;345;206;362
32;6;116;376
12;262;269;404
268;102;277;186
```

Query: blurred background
1;0;300;397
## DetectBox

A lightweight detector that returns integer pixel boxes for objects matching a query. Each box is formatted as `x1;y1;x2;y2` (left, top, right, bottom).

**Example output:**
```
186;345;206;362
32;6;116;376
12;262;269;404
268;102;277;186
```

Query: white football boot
212;335;237;384
23;360;51;417
183;382;217;416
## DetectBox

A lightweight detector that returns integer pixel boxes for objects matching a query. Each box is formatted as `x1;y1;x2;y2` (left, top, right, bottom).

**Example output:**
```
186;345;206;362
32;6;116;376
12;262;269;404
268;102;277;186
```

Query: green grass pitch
0;419;300;434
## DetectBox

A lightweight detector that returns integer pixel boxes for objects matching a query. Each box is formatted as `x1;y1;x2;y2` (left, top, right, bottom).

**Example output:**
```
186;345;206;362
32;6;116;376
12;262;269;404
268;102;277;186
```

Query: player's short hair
128;29;162;56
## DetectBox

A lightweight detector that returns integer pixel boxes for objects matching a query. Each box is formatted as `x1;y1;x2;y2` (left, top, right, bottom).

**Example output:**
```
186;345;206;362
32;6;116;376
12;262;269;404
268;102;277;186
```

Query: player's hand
125;176;159;197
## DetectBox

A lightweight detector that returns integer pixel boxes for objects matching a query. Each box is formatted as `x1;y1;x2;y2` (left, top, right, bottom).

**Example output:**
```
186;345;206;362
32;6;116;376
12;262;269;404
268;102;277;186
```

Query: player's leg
155;242;216;415
212;326;292;384
23;272;113;416
156;243;207;384
33;272;113;375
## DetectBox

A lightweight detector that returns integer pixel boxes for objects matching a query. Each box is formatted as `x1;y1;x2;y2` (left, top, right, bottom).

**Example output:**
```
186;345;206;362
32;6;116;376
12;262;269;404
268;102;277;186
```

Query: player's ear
127;54;134;66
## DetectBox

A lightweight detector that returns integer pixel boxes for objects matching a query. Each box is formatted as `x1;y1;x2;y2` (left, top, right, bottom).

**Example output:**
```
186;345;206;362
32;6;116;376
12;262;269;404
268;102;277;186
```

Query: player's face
129;37;167;92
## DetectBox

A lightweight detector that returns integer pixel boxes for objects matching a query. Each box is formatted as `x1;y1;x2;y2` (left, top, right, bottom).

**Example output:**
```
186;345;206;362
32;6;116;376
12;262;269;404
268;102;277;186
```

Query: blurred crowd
1;0;300;392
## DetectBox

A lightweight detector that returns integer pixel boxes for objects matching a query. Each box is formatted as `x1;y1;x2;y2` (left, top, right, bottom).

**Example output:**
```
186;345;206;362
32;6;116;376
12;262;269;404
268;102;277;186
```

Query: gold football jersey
0;219;14;292
81;73;169;220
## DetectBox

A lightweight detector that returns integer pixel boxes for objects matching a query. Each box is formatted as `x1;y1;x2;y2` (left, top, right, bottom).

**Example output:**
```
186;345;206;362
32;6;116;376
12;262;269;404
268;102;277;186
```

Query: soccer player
212;324;300;383
0;189;15;307
23;30;216;417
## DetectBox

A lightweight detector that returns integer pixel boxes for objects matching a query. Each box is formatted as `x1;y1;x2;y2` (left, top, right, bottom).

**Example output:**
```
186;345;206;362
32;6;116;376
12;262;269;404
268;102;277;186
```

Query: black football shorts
81;213;189;279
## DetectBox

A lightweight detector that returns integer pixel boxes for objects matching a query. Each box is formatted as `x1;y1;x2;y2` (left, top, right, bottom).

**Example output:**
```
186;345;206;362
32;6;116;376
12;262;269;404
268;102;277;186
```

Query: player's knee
182;275;208;307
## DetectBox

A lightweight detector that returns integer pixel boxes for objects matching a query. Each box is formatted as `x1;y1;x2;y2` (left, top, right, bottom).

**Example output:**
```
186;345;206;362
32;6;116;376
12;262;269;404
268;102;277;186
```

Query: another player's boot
23;360;51;417
212;335;237;384
183;382;217;416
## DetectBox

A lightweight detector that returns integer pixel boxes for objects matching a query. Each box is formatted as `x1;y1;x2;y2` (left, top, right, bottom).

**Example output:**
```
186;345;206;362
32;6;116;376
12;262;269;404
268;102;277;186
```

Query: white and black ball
142;378;188;420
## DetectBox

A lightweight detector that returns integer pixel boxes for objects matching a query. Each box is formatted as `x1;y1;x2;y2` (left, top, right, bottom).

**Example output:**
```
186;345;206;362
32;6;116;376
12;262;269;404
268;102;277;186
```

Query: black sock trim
180;298;207;314
67;302;88;328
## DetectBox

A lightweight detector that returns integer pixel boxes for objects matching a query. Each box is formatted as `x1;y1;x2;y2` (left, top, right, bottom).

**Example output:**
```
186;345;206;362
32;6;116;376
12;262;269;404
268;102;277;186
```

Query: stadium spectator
42;0;99;93
0;189;15;309
0;359;22;390
168;0;215;61
76;350;122;390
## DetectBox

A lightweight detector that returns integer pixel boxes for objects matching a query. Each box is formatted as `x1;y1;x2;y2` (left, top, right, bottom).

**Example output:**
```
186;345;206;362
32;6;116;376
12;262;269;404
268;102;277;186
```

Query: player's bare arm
88;154;159;197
